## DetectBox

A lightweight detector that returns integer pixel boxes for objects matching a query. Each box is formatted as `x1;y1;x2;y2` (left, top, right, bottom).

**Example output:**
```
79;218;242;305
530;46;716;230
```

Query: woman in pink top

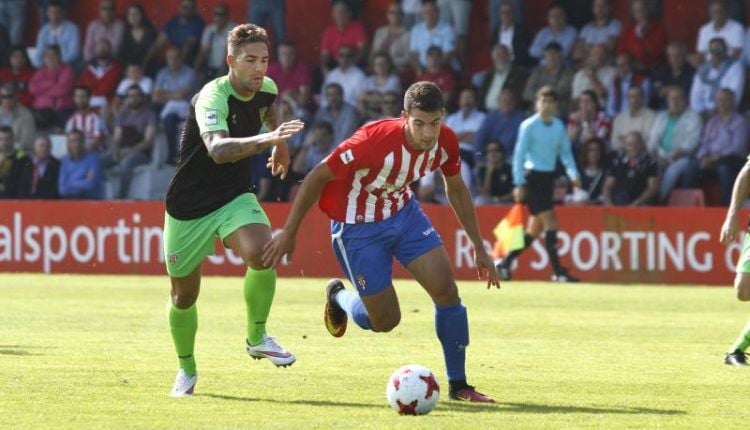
28;45;75;129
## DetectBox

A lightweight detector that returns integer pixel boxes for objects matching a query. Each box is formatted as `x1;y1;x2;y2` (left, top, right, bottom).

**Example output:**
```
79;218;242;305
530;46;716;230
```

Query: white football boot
245;334;296;367
170;369;197;397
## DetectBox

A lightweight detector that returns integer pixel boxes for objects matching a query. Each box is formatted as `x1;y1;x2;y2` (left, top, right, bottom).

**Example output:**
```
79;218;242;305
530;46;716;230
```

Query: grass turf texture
1;273;748;429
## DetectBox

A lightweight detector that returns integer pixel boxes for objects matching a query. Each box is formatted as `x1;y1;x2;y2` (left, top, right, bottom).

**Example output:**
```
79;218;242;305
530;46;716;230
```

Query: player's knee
430;283;459;307
735;276;750;301
240;248;267;270
371;311;401;333
171;291;198;308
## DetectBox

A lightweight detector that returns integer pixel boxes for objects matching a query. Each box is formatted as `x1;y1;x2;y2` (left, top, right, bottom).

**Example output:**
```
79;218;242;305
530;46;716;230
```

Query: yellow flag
492;204;526;258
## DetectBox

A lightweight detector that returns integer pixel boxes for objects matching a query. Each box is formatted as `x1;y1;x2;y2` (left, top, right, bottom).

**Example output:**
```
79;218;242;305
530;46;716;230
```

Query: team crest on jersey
356;274;366;289
168;253;179;265
205;109;218;126
340;149;355;165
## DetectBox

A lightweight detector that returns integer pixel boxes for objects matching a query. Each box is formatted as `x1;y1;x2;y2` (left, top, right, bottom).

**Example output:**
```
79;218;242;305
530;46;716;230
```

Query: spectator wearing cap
523;42;574;114
529;4;577;62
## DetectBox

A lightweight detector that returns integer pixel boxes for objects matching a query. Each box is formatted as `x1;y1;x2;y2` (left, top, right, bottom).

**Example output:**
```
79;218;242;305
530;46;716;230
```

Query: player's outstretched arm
721;159;750;244
202;119;304;164
444;173;500;289
262;162;336;268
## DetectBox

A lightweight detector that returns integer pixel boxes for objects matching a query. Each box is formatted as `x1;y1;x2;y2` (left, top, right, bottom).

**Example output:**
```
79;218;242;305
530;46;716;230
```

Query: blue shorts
330;199;443;296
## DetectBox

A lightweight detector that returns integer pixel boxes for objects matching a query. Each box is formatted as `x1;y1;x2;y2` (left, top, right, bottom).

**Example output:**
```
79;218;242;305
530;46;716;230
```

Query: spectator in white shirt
578;0;621;53
320;45;365;108
572;43;616;102
690;37;744;115
408;0;456;74
445;88;486;192
695;0;744;63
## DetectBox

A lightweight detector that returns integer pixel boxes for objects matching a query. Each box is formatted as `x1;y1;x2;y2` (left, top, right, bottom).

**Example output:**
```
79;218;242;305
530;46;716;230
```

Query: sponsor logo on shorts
356;274;366;290
168;253;179;265
205;109;218;126
422;227;435;236
340;149;355;165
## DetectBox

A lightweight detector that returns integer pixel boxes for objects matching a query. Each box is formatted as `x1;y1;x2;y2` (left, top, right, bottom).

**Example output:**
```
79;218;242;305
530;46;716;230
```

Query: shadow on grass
200;393;382;409
0;346;43;356
443;401;686;415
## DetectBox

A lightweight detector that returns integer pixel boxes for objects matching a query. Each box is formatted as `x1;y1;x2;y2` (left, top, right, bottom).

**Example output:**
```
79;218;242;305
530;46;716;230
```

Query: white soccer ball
385;364;440;415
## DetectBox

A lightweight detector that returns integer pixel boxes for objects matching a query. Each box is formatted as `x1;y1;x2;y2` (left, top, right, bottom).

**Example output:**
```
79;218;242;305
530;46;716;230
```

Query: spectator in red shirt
76;38;122;111
416;46;456;108
617;0;666;70
267;41;312;108
320;0;368;74
0;46;35;107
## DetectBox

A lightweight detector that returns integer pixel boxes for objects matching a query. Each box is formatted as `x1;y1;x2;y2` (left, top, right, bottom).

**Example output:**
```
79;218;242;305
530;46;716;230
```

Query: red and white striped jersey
320;118;461;224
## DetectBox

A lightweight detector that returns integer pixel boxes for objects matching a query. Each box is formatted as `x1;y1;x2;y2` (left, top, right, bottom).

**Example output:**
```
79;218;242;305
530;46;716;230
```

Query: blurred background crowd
0;0;746;208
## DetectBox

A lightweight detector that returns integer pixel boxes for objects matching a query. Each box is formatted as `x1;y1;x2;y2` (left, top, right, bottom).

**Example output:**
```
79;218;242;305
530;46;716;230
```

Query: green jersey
165;75;278;220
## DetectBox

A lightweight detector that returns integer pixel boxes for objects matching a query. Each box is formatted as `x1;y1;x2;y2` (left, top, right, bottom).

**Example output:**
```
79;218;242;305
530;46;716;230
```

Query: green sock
168;303;198;376
729;320;750;353
244;267;276;345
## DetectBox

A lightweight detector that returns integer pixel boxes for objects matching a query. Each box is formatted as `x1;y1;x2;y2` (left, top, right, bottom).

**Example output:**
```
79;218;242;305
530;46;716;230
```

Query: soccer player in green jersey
162;23;304;396
721;156;750;366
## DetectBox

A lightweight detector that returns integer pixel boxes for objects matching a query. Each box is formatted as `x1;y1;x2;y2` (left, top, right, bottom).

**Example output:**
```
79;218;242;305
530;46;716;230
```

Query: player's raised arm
443;173;500;289
201;119;304;164
262;162;336;268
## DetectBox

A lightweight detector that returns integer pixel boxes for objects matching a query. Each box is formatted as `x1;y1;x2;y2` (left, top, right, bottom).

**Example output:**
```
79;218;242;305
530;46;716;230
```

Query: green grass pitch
2;273;750;429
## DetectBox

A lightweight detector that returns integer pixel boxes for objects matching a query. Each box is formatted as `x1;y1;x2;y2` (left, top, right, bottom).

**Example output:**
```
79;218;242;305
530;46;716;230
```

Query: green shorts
738;233;750;273
163;193;270;277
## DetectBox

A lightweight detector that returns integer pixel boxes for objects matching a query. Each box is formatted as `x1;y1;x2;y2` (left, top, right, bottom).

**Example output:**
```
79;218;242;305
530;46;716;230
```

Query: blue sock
335;289;371;330
435;300;469;382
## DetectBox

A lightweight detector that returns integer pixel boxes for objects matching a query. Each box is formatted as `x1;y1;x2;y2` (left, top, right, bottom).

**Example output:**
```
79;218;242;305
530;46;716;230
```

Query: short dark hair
227;23;269;55
580;89;600;109
0;125;13;135
404;81;443;113
126;84;144;94
536;85;558;102
578;137;604;167
544;41;563;52
313;120;334;135
67;129;85;140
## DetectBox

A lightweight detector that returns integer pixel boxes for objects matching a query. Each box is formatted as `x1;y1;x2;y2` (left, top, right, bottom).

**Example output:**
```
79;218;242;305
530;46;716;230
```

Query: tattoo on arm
202;130;276;163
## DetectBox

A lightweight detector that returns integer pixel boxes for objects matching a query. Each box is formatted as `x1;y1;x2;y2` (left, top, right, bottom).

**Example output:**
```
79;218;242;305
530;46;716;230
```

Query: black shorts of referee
523;170;556;215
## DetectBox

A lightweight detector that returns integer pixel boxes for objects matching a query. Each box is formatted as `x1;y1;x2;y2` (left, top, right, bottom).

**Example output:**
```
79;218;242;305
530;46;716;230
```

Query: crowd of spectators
0;0;749;207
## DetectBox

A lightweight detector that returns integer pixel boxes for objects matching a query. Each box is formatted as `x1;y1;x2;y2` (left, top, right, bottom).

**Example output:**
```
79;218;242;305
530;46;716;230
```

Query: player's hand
513;186;525;203
272;119;305;142
267;144;291;179
475;249;500;289
721;215;741;245
262;229;296;268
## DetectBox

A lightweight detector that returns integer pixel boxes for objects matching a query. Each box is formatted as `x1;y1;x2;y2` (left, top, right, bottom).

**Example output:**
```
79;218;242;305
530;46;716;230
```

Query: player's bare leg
225;224;295;367
726;272;750;366
168;265;202;397
407;246;495;403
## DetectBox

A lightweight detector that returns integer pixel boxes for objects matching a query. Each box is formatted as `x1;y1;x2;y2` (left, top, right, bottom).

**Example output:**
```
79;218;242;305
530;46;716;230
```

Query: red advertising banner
0;201;742;285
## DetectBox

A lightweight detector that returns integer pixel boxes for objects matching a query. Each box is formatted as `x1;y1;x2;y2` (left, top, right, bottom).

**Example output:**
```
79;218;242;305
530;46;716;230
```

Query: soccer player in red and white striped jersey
264;81;499;402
